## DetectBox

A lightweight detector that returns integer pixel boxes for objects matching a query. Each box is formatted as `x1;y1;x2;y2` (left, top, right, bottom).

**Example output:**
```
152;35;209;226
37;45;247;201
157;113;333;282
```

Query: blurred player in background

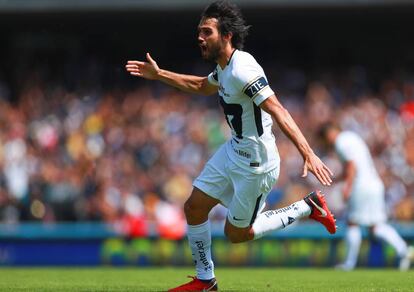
126;1;336;291
320;122;414;271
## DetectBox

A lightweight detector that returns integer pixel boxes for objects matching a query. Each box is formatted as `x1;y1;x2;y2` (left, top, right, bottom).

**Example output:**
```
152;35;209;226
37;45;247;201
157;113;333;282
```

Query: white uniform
193;49;280;228
335;131;386;225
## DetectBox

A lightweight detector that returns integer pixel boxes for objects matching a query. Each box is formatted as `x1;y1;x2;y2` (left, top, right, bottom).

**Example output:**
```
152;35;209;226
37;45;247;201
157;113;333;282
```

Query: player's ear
222;32;233;43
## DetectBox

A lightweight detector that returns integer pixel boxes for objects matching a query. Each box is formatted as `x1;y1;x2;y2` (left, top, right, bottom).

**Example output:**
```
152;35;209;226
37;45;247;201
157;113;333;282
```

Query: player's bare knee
183;199;198;219
184;188;219;223
184;198;209;222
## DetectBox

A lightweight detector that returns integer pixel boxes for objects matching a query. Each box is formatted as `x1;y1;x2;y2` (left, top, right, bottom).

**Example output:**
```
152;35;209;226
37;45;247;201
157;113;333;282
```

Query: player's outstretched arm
342;161;356;201
126;53;218;96
260;95;333;186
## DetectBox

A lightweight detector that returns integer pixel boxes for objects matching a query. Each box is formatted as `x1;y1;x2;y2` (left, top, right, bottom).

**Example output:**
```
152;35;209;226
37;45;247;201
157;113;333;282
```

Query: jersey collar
219;49;237;71
227;49;237;66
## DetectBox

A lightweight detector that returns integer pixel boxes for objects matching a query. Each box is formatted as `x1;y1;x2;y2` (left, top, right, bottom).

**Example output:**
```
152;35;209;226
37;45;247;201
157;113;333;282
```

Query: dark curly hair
201;1;250;50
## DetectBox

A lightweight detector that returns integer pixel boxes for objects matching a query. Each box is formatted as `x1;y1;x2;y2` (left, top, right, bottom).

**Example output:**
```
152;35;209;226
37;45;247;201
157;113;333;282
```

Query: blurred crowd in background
0;62;413;238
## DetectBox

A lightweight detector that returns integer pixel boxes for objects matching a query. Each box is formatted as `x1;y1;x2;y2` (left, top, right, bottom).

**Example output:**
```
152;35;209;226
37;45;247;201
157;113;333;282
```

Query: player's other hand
301;153;333;186
126;53;160;80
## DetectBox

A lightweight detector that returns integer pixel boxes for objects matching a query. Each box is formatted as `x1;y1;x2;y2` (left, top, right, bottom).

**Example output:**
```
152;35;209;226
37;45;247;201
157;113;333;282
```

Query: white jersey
207;50;279;173
335;131;386;224
335;131;384;193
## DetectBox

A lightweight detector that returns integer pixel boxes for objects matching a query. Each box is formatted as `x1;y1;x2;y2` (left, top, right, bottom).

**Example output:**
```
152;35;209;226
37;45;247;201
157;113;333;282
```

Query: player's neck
217;47;236;69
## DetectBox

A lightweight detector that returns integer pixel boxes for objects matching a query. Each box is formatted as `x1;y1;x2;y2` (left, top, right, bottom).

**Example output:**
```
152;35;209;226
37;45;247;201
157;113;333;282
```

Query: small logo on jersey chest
218;83;230;97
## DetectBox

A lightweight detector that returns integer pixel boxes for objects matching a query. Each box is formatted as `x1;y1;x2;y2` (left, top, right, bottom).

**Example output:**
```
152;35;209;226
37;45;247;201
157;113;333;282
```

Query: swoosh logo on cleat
309;198;328;217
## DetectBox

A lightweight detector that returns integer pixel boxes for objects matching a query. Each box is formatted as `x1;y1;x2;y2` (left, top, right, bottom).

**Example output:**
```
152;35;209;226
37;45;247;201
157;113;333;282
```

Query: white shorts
348;182;387;226
193;144;280;228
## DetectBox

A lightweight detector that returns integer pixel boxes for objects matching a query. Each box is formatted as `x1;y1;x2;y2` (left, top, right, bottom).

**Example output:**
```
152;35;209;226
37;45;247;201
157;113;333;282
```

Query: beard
202;42;222;62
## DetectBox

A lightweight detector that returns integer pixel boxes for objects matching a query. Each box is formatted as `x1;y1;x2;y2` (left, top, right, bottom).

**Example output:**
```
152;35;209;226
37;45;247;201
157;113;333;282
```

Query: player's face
325;129;337;146
198;17;225;62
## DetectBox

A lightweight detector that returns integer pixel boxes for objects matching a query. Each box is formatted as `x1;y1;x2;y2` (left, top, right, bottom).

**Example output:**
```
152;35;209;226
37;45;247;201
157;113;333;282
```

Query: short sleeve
207;67;219;86
335;133;355;162
234;65;274;105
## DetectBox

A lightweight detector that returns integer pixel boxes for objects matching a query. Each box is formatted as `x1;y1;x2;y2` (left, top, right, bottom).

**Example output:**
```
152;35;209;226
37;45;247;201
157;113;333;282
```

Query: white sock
252;200;311;240
373;223;408;257
187;221;215;280
343;225;362;269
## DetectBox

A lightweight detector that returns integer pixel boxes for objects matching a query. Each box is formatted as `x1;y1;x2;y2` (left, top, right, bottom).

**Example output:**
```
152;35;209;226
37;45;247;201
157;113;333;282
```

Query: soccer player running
126;1;336;291
319;122;414;271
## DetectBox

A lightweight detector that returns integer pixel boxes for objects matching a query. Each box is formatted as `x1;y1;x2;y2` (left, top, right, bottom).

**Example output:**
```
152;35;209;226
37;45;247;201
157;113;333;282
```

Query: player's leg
399;246;414;271
251;190;336;240
371;223;414;270
184;187;220;225
225;190;336;243
223;166;336;243
224;195;312;243
184;187;219;281
169;191;221;292
336;223;362;271
360;184;413;270
169;145;231;292
372;223;407;257
337;185;383;270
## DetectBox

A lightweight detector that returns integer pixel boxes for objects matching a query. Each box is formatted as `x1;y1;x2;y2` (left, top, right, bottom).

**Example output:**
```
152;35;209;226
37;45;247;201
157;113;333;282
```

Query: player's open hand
126;53;160;80
302;153;333;186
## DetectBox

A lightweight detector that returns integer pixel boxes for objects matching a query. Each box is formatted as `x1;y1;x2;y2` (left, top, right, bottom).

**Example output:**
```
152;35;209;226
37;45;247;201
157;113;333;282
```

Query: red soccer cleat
168;276;218;292
304;190;337;234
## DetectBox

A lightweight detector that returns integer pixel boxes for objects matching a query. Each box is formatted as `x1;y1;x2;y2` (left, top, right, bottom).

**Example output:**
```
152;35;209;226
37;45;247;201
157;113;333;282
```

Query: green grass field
0;267;412;291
